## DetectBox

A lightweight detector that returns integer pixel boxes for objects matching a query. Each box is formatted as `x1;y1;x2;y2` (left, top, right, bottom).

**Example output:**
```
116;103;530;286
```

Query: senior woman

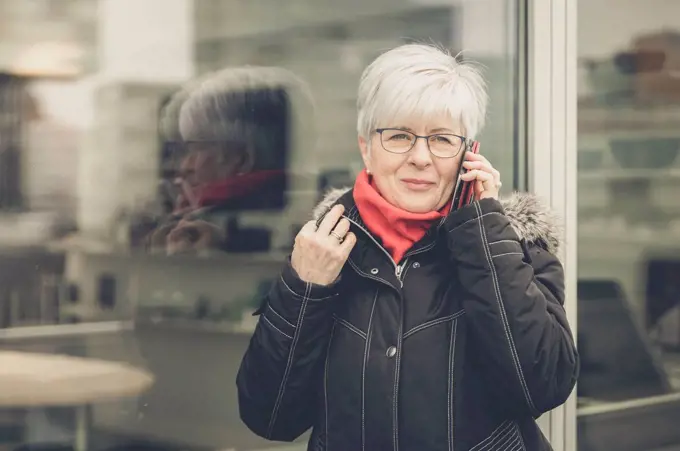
237;44;578;451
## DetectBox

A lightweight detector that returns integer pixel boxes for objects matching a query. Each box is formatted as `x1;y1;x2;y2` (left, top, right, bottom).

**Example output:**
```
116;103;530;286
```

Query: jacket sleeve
444;198;579;418
236;258;338;441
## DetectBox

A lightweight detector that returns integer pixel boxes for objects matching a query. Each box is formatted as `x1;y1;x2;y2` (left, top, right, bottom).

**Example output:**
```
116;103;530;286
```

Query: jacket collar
313;187;562;257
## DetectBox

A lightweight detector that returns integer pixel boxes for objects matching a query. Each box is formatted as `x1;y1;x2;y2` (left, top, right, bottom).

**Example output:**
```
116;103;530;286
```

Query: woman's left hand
460;152;502;201
166;219;225;255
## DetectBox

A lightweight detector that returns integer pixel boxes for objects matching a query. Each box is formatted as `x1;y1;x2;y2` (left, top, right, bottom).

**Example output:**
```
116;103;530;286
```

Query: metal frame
527;0;577;450
514;0;529;192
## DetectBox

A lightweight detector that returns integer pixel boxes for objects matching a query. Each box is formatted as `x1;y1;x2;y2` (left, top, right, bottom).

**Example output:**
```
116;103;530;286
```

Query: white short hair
176;66;313;143
160;66;315;169
357;44;488;141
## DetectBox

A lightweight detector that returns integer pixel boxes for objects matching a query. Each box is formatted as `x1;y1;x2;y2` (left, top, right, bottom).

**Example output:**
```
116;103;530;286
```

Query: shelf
47;234;290;265
578;169;680;181
134;317;256;335
579;98;680;137
194;3;443;43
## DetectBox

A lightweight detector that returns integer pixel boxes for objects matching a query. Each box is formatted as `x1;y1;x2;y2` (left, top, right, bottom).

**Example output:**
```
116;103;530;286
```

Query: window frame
527;0;578;450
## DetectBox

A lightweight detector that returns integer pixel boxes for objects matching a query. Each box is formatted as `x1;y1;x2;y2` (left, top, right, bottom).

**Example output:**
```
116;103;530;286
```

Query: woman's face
359;117;464;213
179;142;249;187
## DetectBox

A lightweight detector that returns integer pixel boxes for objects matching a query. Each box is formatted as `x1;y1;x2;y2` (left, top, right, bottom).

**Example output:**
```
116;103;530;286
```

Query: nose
408;137;433;168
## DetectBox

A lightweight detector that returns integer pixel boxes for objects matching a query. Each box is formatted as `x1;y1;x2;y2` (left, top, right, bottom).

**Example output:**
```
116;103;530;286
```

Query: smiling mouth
401;179;435;190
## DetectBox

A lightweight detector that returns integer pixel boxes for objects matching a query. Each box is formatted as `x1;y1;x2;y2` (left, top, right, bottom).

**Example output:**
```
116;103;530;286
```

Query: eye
387;133;412;141
432;135;453;144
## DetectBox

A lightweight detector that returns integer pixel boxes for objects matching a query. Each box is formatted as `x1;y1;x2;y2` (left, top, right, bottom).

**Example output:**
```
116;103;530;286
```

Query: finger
330;218;351;242
492;168;501;185
466;151;489;163
465;160;502;188
459;171;475;181
479;171;497;191
461;169;495;185
317;204;345;235
467;153;497;175
464;150;478;161
167;228;179;241
469;170;496;200
460;168;494;180
465;151;486;163
299;220;318;236
475;179;485;197
460;169;484;181
462;160;495;175
339;231;357;255
477;170;495;184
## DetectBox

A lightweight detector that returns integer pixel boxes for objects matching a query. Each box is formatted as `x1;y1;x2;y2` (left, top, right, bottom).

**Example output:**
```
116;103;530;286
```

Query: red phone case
455;141;480;210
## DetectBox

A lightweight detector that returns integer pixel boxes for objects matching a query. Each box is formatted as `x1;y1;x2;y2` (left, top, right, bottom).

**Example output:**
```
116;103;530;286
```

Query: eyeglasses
375;128;466;159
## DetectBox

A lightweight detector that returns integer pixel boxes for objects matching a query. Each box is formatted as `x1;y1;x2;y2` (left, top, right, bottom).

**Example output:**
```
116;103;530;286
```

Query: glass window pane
578;1;680;450
0;0;521;449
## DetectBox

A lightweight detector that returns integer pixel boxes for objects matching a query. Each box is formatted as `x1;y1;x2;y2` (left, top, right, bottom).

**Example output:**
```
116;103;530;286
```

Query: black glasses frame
374;128;467;158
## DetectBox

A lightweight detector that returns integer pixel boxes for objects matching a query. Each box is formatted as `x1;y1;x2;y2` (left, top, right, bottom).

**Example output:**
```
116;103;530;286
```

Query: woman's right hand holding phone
460;151;503;201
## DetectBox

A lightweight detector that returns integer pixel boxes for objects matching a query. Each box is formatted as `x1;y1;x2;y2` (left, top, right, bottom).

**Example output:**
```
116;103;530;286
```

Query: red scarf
174;170;284;213
197;170;284;207
353;170;448;263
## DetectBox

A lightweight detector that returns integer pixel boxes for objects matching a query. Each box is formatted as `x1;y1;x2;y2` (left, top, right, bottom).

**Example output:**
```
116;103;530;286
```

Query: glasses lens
380;129;416;154
428;134;464;158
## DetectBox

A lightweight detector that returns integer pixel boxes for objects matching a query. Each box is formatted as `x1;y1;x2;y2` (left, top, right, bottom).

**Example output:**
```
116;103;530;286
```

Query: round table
0;351;154;451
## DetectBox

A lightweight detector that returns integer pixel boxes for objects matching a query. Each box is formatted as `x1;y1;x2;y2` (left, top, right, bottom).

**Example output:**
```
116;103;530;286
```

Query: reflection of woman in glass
237;44;578;450
149;67;302;255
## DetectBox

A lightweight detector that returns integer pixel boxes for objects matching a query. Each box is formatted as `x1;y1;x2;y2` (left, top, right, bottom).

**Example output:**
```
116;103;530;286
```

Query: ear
225;147;254;175
358;135;372;173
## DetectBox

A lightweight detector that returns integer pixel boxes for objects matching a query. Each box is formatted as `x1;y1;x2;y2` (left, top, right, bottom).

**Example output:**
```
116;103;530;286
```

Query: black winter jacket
237;189;579;451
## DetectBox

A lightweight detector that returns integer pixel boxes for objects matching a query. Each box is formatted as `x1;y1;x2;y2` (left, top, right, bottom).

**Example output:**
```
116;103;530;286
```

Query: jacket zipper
395;258;409;287
344;213;441;450
395;259;407;279
344;216;395;265
344;215;439;288
344;215;400;275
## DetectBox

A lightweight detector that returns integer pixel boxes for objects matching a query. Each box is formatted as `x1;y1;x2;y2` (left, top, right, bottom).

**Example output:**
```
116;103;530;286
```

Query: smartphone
450;140;480;211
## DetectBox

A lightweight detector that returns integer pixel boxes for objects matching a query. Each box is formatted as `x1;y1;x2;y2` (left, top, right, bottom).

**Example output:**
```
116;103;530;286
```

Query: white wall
579;0;680;59
77;0;195;236
98;0;194;84
459;0;513;56
18;0;195;235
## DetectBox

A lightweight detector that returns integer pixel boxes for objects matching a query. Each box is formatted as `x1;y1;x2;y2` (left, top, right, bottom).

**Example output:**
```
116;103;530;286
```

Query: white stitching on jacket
402;310;466;340
470;421;511;451
266;281;312;437
488;239;521;247
324;322;336;450
268;304;296;329
488;423;520;450
488;422;515;450
491;252;524;259
453;414;526;451
392;308;404;451
334;315;368;340
447;211;504;234
470;420;524;451
262;315;293;340
447;318;458;451
362;290;379;451
473;202;537;414
514;422;527;450
279;275;336;301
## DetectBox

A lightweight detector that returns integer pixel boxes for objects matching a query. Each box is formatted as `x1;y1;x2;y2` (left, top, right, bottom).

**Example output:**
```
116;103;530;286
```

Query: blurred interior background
0;0;678;450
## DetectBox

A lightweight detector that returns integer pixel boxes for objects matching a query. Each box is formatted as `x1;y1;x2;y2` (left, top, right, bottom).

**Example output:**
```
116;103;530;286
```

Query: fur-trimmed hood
312;188;562;256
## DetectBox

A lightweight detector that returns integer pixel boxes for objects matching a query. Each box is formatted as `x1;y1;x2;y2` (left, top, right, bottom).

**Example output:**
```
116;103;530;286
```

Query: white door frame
527;0;578;450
